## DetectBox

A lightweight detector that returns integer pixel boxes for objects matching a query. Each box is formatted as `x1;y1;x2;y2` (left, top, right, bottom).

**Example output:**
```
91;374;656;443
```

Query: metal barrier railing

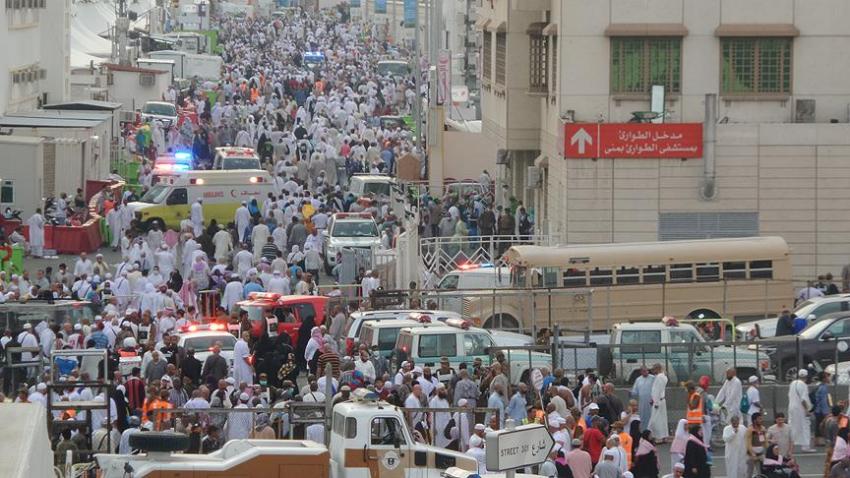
419;234;560;280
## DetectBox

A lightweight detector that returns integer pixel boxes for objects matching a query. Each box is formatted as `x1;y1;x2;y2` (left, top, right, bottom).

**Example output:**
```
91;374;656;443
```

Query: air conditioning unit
527;166;542;188
795;99;815;123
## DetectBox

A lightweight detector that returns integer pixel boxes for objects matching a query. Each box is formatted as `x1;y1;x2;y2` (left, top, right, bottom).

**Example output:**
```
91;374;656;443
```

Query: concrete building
477;0;850;281
0;0;70;115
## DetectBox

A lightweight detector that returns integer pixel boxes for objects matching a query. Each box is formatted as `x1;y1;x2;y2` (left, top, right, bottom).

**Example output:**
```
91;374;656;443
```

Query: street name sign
485;423;554;471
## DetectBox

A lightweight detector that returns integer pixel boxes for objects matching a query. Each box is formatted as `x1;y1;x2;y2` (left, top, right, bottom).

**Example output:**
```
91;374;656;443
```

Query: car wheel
782;361;799;382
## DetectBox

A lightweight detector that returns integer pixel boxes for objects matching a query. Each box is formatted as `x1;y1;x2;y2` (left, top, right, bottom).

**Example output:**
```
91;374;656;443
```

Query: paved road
653;441;827;477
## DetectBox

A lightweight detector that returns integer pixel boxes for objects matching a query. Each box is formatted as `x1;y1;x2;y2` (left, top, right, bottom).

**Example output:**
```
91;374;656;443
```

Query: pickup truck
96;392;481;478
761;311;850;382
597;322;768;384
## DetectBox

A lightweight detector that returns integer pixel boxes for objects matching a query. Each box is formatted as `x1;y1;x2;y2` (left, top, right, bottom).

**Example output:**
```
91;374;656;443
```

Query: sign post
485;419;555;475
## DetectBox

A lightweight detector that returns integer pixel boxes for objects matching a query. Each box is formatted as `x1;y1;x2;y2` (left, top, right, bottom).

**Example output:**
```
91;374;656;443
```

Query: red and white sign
563;123;703;159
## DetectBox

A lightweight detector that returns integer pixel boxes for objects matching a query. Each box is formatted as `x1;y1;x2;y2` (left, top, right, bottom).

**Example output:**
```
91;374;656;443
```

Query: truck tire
129;432;190;453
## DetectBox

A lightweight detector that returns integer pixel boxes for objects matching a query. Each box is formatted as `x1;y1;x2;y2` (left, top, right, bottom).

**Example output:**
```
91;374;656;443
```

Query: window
722;261;747;280
334;413;357;439
528;24;548;92
589;268;613;286
670;263;693;282
642;265;666;284
542;267;559;287
615;267;640;285
811;301;849;318
669;329;701;353
377;328;399;350
438;274;459;290
166;187;187;205
825;319;850;339
371;417;406;446
749;260;773;279
418;334;456;358
563;269;587;288
610;37;681;94
696;263;720;282
511;267;528;288
721;38;792;95
0;180;13;203
463;333;492;356
495;32;506;85
482;31;492;81
551;36;558;93
620;330;661;354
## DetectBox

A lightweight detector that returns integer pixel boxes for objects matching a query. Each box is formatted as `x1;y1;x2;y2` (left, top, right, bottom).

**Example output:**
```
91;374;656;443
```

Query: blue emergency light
173;151;193;164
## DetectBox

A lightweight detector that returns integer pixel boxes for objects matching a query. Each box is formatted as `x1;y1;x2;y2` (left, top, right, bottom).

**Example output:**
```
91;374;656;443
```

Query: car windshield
363;182;391;196
800;318;834;339
184;335;237;351
377;62;410;77
222;157;260;169
793;300;820;318
332;221;378;238
138;185;170;204
143;103;176;116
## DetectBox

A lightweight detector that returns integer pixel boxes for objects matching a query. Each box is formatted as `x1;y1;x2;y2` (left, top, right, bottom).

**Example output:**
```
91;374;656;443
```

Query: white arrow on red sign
570;128;593;155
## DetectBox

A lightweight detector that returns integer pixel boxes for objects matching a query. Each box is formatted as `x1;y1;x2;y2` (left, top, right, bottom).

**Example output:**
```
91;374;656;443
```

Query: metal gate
419;234;560;280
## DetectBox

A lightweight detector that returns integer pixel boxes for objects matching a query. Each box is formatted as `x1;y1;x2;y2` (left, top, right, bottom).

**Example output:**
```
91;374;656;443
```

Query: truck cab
328;398;478;478
393;319;551;384
236;293;329;344
602;321;768;384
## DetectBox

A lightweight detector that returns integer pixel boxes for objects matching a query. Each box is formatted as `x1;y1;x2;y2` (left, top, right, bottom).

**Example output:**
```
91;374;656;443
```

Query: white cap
239;393;249;402
226;377;236;385
588;403;599;410
473;423;485;431
36;383;47;392
457;399;468;407
23;323;32;329
748;375;759;384
798;369;808;378
469;435;483;448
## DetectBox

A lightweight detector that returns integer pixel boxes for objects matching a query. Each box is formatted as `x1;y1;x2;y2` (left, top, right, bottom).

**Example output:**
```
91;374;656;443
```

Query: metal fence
550;334;845;386
419;234;560;280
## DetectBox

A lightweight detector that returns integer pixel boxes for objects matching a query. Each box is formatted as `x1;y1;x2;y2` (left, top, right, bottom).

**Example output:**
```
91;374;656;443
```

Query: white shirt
747;385;761;416
354;358;376;382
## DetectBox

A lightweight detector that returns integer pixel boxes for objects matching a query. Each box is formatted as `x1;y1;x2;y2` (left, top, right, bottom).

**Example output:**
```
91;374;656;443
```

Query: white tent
0;404;54;478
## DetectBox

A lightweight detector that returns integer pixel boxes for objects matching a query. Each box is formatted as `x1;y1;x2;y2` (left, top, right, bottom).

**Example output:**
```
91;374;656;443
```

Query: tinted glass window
696;263;720;282
670;264;693;282
750;260;773;279
722;261;747;280
371;417;406;445
166;188;187;205
620;330;661;354
642;265;666;284
377;328;399;350
616;267;640;285
563;269;586;288
589;268;613;286
463;333;492;356
418;334;456;358
438;274;459;290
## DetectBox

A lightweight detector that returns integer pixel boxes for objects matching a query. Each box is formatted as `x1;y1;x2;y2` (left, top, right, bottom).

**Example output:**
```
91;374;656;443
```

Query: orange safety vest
619;432;633;468
687;392;704;425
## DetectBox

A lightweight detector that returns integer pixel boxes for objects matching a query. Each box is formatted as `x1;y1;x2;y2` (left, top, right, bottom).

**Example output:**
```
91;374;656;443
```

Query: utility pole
412;0;422;156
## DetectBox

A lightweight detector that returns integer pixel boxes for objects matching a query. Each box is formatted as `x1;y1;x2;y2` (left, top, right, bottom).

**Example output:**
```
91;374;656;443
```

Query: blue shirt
244;282;265;297
815;383;831;415
89;331;109;349
486;392;506;428
506;392;527;422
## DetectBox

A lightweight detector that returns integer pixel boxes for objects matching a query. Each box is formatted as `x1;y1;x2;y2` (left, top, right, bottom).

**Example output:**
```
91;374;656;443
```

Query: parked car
598;321;769;384
762;312;850;382
737;294;850;339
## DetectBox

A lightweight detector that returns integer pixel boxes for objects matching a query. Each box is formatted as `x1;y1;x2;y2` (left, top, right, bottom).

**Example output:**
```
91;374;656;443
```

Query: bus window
696;263;720;282
615;267;640;285
589;268;613;286
749;260;773;279
543;267;559;287
670;263;693;282
642;265;666;284
722;261;747;280
563;269;587;288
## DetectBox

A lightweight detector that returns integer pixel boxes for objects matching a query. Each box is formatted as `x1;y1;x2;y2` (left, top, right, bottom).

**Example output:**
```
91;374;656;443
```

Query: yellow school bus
463;236;794;332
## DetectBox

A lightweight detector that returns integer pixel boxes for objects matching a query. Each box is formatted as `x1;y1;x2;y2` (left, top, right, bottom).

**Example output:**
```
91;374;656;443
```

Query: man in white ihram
715;367;743;422
647;364;669;440
190;198;204;237
233;331;254;386
26;209;45;257
788;369;815;452
234;201;251;243
722;414;747;478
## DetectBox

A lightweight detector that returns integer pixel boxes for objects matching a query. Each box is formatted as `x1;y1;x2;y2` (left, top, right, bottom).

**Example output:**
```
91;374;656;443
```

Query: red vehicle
235;293;329;345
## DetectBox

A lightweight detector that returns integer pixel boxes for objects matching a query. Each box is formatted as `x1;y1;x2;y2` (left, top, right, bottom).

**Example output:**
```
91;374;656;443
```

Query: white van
436;264;511;290
213;147;262;170
359;318;446;358
130;170;277;230
348;174;396;199
341;309;462;356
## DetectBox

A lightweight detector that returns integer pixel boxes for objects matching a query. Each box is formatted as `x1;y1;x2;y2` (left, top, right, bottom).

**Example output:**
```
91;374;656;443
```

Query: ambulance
130;170;276;230
212;146;262;170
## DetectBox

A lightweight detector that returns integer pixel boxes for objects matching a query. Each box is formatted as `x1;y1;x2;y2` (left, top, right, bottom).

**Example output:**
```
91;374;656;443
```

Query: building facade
0;0;70;115
477;0;850;281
